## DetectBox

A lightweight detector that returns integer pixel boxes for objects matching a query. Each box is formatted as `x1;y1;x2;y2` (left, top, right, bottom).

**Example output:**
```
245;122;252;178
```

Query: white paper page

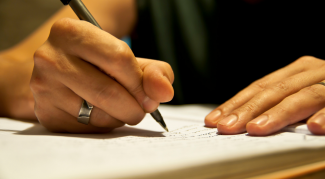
1;104;325;179
281;122;312;135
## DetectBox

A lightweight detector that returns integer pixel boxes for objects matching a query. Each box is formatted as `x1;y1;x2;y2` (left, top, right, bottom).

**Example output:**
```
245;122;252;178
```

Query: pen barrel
69;0;102;29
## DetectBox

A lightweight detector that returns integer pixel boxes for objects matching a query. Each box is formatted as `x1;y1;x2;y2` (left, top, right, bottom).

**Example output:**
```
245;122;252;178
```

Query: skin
0;0;324;135
1;0;174;133
205;56;325;135
0;0;138;121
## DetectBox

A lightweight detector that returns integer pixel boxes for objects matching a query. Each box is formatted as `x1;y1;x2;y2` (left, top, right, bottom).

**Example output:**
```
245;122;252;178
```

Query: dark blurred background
0;0;62;50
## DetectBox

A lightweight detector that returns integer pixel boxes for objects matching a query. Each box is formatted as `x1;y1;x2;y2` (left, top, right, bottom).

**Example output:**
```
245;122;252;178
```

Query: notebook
1;104;325;179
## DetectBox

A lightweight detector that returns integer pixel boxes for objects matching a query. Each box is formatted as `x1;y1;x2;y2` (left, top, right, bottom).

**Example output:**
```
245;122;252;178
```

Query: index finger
205;56;325;127
247;82;325;135
48;18;154;111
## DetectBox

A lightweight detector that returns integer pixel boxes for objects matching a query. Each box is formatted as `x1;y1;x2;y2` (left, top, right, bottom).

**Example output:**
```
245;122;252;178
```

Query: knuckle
113;41;133;67
228;98;240;108
94;85;121;107
50;18;79;39
243;102;258;113
34;44;74;75
129;83;143;96
270;81;289;92
295;55;317;64
30;55;51;95
301;85;325;102
30;74;46;95
276;105;288;114
49;18;84;46
92;84;145;125
33;45;58;70
33;46;50;64
252;80;268;91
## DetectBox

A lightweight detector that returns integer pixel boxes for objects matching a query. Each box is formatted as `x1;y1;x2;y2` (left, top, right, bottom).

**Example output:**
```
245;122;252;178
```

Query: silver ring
78;100;93;125
316;82;325;86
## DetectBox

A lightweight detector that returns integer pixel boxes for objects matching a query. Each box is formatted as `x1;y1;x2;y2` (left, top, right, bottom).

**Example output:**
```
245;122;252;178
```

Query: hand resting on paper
30;18;174;133
205;56;325;135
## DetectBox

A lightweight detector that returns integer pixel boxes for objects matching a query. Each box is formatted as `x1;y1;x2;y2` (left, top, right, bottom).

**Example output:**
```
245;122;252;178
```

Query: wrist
0;55;36;120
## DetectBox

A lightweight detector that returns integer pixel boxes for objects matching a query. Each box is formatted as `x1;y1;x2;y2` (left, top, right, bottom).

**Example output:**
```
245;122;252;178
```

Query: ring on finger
78;100;93;125
316;82;325;86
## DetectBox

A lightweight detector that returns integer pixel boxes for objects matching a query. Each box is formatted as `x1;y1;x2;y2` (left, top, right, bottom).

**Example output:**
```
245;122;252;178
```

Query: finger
52;86;125;128
49;18;151;111
205;56;325;127
247;82;325;136
35;103;114;133
307;83;325;135
307;112;325;135
30;68;125;130
33;90;116;133
216;67;325;134
33;48;145;125
138;58;174;103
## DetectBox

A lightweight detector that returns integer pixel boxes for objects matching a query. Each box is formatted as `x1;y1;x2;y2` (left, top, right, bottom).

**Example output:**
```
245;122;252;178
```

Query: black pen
60;0;168;132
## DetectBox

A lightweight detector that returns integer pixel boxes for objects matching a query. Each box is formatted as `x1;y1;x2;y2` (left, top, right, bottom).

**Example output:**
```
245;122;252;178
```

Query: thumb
139;58;174;104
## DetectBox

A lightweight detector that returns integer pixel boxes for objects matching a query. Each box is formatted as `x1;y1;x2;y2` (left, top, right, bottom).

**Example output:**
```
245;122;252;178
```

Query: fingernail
218;114;238;127
142;96;158;112
206;110;221;121
250;115;269;126
312;113;325;126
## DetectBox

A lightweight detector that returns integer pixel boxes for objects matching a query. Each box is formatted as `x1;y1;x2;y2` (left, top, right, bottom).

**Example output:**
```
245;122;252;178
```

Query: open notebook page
1;104;325;179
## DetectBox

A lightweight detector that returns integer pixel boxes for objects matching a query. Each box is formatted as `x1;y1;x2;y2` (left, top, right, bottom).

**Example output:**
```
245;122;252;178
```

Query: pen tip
150;109;168;132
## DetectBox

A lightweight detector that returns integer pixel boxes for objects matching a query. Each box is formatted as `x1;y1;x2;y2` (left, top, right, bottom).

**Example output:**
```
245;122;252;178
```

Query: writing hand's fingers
32;44;145;126
137;58;174;103
48;18;153;112
31;66;125;133
46;85;125;128
246;82;325;135
31;17;176;133
35;104;119;133
205;56;325;130
32;85;123;133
